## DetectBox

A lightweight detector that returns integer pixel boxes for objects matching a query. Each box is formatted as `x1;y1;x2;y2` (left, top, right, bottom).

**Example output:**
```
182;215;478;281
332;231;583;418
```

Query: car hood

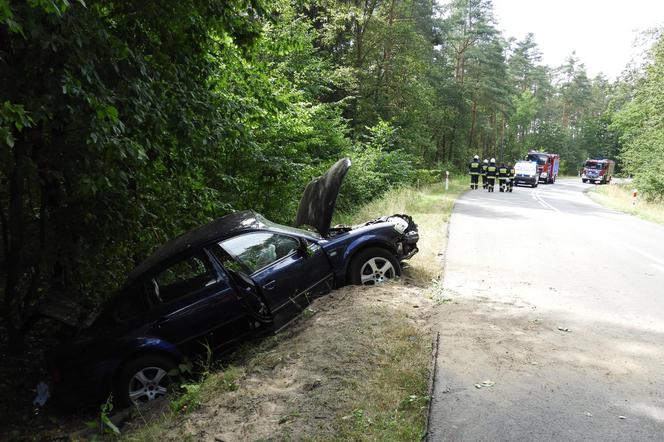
295;157;351;237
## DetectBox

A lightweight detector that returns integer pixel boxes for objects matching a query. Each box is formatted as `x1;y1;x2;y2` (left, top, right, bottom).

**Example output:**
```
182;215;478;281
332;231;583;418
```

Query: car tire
349;247;401;286
115;354;176;408
582;179;587;183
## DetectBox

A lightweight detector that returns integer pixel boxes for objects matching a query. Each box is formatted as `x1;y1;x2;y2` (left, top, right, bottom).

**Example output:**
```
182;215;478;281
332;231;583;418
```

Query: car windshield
221;232;300;273
256;214;322;239
515;162;535;172
585;162;603;170
527;154;548;165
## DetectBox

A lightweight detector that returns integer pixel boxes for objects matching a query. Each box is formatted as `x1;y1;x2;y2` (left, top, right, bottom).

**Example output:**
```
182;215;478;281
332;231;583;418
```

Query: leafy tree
612;34;664;199
0;0;268;350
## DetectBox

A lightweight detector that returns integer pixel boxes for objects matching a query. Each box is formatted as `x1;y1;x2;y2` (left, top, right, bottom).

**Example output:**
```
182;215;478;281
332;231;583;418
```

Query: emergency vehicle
581;159;615;184
513;160;539;187
526;151;560;184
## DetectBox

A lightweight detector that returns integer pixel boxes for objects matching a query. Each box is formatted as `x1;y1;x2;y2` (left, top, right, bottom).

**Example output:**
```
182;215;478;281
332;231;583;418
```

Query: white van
513;161;539;188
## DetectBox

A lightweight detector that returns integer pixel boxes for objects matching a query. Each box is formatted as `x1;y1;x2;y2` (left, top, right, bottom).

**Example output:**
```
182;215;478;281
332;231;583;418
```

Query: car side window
148;251;220;304
220;232;300;273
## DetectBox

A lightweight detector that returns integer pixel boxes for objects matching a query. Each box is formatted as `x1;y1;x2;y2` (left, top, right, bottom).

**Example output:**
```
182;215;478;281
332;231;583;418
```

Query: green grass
588;182;664;225
334;177;466;225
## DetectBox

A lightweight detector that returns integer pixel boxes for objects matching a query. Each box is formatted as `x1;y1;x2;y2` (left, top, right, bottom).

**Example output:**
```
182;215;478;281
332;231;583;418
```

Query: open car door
216;232;333;330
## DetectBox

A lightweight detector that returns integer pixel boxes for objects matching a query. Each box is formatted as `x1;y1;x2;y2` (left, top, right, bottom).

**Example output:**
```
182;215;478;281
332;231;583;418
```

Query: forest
1;0;663;350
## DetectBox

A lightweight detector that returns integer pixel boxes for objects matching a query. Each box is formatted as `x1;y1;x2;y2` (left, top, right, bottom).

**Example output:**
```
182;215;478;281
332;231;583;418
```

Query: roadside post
445;171;449;191
632;189;638;206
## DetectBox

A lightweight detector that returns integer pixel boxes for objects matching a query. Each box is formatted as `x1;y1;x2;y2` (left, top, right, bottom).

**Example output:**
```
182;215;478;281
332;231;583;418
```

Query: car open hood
295;157;351;237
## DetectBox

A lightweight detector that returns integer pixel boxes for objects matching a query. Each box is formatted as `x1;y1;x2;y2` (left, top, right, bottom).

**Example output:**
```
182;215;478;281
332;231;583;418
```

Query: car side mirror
298;238;313;257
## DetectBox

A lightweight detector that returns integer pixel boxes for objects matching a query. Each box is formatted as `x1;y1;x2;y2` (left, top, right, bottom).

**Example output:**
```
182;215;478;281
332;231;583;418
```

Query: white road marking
532;187;560;212
619;243;664;267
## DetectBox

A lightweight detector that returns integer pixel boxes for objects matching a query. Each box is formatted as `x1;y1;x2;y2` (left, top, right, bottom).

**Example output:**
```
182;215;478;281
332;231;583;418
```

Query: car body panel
295;157;351;237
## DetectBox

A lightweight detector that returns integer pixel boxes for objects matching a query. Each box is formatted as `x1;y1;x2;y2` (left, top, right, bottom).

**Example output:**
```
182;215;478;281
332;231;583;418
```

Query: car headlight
388;216;408;234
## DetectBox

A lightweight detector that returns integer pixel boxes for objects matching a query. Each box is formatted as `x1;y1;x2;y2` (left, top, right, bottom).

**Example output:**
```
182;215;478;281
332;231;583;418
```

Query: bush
412;169;443;185
336;122;416;212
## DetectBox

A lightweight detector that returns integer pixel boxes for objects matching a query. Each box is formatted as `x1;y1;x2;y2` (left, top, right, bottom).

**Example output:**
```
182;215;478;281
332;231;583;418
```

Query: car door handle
263;280;276;290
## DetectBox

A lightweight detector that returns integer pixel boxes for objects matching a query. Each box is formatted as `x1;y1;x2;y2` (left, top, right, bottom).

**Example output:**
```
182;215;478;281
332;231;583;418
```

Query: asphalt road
428;178;664;441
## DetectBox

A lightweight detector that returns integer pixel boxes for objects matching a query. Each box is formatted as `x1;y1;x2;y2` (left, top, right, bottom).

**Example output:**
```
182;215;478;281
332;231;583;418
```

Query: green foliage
611;35;664;200
169;383;202;414
337;121;416;212
85;395;120;439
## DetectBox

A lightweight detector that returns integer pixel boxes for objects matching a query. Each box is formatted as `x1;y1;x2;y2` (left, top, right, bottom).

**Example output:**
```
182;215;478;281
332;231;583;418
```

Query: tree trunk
468;100;477;150
4;141;28;353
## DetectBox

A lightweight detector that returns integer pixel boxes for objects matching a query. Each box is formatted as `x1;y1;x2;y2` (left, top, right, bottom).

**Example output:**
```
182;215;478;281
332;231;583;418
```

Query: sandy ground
429;179;664;441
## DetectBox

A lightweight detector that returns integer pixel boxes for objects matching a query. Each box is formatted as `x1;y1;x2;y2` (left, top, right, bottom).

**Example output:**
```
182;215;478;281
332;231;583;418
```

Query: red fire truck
526;151;560;184
581;159;615;184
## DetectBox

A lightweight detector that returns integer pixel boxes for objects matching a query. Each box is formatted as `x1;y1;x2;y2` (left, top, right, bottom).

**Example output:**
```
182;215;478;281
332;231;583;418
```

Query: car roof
127;210;264;281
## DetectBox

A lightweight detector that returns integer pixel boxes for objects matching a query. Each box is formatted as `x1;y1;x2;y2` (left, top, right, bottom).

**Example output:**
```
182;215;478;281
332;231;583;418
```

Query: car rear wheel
350;247;401;285
115;355;176;407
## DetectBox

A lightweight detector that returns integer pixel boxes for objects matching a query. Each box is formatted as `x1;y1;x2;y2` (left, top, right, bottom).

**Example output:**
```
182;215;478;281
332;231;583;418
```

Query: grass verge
588;182;664;225
122;179;466;441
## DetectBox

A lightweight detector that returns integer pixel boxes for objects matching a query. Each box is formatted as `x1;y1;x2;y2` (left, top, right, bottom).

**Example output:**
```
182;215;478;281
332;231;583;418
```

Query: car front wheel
350;247;401;285
115;354;175;407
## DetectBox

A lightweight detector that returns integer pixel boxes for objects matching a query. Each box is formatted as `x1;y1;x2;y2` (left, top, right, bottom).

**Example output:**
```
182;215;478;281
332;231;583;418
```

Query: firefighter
498;162;509;192
486;158;497;192
468;155;481;189
507;163;515;192
481;159;489;189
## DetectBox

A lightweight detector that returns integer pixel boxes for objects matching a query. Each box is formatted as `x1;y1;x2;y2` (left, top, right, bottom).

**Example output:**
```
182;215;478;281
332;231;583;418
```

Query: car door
219;232;333;330
143;250;252;352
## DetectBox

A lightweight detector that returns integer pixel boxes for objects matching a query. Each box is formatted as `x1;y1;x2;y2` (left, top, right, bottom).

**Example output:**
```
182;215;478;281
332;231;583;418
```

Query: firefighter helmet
473;155;479;160
483;159;489;164
490;157;496;163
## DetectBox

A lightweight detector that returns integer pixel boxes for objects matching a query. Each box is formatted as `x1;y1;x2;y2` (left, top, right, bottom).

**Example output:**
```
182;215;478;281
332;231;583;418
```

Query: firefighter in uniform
481;159;489;189
468;155;481;189
498;162;509;192
486;158;497;192
507;163;515;192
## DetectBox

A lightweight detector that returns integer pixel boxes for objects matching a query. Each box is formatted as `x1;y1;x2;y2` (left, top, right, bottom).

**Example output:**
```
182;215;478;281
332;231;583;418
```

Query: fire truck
581;159;615;184
526;151;560;184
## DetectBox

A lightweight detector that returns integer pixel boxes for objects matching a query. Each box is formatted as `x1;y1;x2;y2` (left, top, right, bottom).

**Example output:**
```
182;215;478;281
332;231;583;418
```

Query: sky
491;0;664;79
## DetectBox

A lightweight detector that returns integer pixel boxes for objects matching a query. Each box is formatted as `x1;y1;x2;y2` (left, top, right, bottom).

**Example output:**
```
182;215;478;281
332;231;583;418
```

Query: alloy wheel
128;366;169;404
359;257;396;285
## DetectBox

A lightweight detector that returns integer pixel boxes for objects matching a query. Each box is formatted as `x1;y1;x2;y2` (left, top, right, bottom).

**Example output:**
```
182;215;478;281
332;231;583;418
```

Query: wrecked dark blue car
47;158;419;406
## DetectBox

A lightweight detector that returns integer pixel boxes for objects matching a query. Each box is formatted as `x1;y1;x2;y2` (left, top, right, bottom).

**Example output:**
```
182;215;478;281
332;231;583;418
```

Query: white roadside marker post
632;189;638;206
445;170;449;192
